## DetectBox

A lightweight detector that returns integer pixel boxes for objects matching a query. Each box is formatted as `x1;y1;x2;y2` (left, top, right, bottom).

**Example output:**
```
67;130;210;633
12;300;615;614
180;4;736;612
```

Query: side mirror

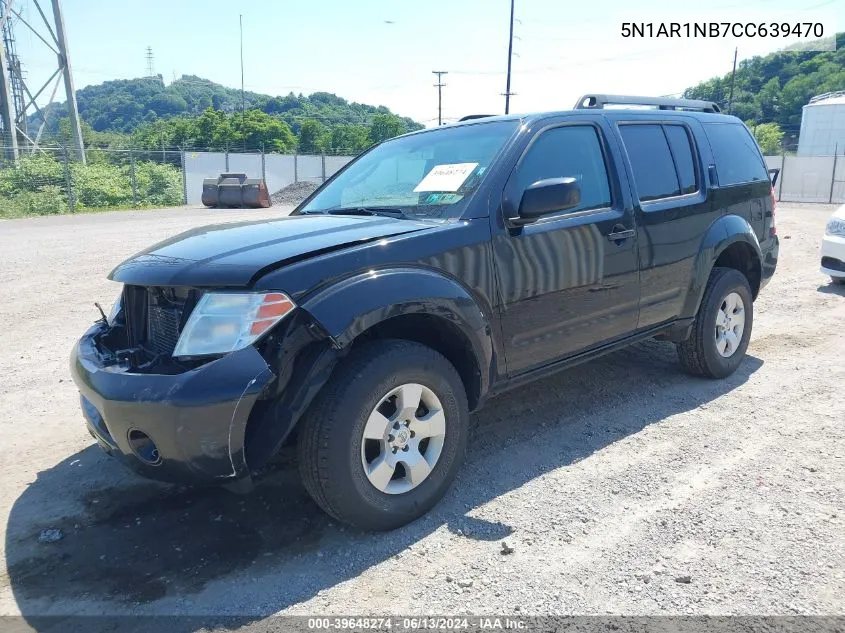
517;177;581;222
768;168;780;187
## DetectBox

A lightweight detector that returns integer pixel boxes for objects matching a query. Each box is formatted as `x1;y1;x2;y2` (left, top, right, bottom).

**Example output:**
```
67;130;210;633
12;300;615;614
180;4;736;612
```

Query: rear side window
514;125;612;213
619;124;680;201
704;122;768;186
663;125;697;195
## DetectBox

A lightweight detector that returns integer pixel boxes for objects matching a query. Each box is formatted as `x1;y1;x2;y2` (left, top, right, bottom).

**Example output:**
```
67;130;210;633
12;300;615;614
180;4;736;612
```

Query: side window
704;122;768;186
619;124;680;201
514;125;612;214
663;125;697;195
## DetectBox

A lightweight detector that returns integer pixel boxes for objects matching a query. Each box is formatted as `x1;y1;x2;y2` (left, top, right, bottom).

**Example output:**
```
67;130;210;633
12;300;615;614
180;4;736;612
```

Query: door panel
612;118;717;328
492;120;640;375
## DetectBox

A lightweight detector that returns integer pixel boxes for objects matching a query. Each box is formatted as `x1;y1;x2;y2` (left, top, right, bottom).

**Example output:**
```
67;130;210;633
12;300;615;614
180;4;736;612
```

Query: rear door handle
607;228;636;242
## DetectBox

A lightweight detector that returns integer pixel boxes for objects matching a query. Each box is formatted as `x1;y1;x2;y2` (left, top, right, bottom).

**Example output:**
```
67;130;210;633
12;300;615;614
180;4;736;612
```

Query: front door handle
607;227;636;242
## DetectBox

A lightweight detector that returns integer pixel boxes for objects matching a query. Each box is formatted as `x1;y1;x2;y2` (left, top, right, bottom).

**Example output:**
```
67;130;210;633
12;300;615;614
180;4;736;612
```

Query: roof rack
574;94;721;113
458;114;497;122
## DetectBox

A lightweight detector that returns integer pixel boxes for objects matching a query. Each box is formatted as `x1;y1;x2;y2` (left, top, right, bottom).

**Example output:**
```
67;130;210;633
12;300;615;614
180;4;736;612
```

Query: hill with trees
683;32;845;152
32;75;423;154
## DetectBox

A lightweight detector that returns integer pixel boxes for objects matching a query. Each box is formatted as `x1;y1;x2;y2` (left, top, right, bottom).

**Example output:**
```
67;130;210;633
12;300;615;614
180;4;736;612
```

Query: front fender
301;267;494;399
679;214;762;320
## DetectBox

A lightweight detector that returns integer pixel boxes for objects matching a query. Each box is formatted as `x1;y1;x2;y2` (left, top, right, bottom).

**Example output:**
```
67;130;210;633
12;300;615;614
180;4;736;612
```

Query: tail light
769;186;777;237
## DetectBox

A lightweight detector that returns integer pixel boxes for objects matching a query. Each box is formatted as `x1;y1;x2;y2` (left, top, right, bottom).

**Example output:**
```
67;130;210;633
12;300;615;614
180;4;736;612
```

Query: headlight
173;291;295;358
826;218;845;237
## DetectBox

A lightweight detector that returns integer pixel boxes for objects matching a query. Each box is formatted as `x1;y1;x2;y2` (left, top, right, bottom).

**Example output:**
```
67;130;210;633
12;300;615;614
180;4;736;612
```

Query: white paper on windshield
413;162;478;192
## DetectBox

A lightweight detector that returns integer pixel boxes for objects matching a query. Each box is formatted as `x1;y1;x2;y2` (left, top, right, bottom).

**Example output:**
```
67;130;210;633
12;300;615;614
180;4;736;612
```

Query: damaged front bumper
69;322;275;485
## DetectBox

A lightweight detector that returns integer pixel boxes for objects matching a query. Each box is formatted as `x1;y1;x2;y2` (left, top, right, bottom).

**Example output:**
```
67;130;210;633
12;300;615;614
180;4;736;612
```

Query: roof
807;92;845;106
437;108;737;129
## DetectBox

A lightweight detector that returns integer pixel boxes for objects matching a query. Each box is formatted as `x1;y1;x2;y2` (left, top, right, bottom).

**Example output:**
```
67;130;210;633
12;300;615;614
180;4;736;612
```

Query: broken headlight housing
173;291;296;359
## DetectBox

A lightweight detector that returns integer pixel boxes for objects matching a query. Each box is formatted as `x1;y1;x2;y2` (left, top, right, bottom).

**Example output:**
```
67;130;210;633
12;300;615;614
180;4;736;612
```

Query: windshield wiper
303;206;406;218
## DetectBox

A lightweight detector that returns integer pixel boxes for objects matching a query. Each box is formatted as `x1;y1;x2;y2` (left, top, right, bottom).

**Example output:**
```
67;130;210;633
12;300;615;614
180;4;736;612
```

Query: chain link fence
1;146;355;217
766;145;845;204
0;146;186;218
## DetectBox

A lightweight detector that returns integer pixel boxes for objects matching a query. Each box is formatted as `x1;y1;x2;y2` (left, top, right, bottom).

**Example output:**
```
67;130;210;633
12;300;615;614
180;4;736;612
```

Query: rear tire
831;276;845;285
297;339;469;531
677;267;753;379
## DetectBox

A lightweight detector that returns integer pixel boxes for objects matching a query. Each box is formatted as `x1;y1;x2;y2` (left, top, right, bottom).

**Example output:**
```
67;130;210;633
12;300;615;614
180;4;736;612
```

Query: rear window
663;125;697;195
619;124;680;201
704;122;768;186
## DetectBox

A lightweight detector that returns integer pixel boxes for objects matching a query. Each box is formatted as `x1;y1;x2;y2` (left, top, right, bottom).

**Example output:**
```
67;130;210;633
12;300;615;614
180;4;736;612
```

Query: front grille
148;304;183;355
121;285;198;362
821;256;845;272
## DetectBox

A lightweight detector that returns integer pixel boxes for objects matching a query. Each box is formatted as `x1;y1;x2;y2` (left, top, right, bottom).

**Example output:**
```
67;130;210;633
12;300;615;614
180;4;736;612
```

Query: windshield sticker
413;163;479;192
424;192;462;205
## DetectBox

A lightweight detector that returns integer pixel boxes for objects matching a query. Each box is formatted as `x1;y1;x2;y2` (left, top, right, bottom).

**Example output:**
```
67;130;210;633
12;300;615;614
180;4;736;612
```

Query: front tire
831;276;845;285
297;339;469;531
677;267;753;378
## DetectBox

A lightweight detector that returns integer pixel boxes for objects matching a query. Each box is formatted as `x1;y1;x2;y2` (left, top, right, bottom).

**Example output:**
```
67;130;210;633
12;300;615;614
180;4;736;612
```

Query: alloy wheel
360;383;446;495
715;291;746;357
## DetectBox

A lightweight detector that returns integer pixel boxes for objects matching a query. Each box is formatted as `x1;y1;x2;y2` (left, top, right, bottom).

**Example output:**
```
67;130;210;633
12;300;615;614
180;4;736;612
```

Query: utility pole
432;71;448;126
727;47;738;115
51;0;85;163
0;2;19;159
239;14;246;152
503;0;515;114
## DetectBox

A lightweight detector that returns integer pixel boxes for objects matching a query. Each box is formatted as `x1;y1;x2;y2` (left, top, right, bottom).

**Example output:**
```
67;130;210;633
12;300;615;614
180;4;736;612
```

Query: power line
432;70;447;126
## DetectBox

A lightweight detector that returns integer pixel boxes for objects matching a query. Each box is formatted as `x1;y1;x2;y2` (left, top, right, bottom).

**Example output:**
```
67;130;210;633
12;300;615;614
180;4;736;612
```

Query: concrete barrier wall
766;154;844;204
184;152;354;204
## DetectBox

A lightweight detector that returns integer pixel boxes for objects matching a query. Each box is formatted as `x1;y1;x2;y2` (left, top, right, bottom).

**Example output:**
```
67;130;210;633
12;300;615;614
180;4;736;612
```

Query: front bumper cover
821;233;845;278
70;322;275;485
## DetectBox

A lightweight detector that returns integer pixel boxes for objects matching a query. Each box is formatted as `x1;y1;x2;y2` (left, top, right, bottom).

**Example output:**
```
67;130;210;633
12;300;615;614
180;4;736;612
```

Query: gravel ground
0;204;843;625
270;181;319;206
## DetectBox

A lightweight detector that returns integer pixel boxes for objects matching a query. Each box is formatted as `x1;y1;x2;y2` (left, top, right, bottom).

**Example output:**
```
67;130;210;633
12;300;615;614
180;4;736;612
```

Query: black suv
71;95;779;530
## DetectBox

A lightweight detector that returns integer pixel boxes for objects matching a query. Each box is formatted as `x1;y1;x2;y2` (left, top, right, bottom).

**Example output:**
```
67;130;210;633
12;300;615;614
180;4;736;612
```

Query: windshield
299;120;519;221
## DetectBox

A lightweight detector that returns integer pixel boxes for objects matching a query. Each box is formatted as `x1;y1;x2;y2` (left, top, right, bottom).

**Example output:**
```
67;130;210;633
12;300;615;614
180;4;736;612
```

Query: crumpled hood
109;214;433;287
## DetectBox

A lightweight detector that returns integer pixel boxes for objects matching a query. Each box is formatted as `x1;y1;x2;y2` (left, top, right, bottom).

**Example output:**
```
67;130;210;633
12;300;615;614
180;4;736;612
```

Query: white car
821;204;845;285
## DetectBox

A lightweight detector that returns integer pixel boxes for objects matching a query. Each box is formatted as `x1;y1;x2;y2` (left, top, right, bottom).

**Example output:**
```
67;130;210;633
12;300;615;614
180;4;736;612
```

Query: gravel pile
270;181;319;207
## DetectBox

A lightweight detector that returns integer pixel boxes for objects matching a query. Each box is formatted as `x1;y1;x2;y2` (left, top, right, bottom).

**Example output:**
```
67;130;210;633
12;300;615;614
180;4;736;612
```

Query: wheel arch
680;214;763;320
352;313;484;411
300;267;495;412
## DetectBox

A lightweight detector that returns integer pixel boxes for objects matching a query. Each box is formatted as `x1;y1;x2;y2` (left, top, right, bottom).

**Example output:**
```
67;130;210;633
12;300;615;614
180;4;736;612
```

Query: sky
8;0;844;127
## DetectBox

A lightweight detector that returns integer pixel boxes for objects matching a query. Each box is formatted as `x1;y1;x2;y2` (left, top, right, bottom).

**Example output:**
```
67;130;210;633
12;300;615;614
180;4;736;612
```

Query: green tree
756;77;781;121
32;75;424;142
298;118;329;154
753;122;784;154
234;110;296;152
683;32;845;129
368;114;407;144
329;124;370;154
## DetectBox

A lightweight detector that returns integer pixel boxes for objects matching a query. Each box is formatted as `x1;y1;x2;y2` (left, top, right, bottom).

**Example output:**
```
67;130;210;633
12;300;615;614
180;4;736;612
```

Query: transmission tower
145;46;155;77
0;0;85;162
1;14;26;140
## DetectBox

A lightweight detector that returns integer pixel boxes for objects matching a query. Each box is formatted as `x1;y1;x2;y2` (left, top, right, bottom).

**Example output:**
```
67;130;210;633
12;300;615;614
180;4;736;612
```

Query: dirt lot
0;204;843;626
